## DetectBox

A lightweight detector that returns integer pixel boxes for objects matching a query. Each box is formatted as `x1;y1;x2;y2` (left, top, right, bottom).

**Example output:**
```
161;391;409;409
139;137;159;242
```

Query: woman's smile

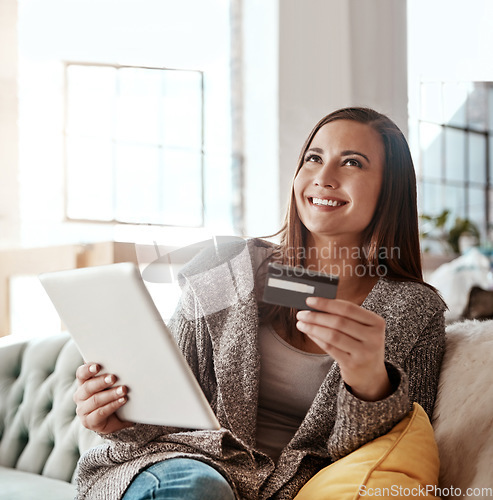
308;196;348;209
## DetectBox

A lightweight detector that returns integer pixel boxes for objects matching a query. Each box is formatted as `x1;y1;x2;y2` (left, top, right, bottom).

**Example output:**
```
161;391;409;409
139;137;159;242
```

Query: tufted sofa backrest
0;333;104;484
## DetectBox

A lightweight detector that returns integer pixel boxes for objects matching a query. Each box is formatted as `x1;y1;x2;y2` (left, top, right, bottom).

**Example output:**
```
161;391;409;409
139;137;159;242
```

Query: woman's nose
313;163;339;189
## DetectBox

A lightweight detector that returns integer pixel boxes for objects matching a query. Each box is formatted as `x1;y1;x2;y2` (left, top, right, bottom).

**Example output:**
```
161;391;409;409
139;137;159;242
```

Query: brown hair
262;107;432;332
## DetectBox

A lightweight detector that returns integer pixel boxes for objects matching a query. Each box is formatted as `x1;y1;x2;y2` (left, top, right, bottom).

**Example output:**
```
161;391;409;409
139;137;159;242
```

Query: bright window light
64;63;204;227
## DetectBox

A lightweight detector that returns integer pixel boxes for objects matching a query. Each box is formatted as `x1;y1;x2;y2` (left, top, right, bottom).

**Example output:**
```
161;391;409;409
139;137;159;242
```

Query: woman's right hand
74;363;134;434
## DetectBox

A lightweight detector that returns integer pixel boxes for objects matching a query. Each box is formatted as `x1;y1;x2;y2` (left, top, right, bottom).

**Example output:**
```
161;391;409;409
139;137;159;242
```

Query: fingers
74;370;127;407
73;362;131;433
297;310;360;342
75;369;117;400
296;318;358;354
297;309;385;343
296;299;386;362
76;390;128;433
76;378;126;409
75;384;127;416
75;363;101;385
306;297;383;327
303;326;353;361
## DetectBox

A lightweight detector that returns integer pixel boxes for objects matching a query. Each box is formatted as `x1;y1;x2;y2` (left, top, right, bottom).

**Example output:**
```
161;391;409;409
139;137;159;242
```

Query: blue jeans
121;458;236;500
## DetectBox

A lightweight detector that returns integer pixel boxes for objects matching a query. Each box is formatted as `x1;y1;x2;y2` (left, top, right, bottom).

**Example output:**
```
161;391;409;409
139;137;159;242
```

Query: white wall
0;0;20;245
277;0;352;228
408;0;493;85
348;0;408;133
243;0;279;237
244;0;408;235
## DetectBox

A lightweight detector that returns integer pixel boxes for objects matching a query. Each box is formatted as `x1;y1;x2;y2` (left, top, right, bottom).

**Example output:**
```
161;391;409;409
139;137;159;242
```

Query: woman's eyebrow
341;150;370;163
306;147;324;154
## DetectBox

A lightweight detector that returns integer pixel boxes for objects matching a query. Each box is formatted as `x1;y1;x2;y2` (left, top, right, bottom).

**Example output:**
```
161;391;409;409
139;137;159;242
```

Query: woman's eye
304;154;322;163
343;158;362;168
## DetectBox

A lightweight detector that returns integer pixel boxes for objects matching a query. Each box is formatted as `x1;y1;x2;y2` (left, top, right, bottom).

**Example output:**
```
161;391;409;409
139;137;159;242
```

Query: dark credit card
262;262;339;310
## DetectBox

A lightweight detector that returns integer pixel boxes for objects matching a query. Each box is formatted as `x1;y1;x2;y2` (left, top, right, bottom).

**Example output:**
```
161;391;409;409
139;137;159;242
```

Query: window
64;62;204;227
417;82;493;240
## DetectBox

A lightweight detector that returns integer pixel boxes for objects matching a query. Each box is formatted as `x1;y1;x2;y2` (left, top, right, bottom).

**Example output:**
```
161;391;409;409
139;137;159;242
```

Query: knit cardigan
76;238;446;500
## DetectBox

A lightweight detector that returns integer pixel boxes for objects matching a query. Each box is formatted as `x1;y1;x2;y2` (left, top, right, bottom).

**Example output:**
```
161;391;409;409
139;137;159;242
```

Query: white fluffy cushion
433;320;493;497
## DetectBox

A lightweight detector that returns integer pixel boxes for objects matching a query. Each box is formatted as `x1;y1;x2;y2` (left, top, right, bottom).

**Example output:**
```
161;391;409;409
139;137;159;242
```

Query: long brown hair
262;107;433;332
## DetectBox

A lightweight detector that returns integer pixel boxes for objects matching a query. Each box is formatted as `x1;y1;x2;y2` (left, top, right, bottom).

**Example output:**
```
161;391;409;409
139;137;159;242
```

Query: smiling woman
265;108;432;341
73;108;446;500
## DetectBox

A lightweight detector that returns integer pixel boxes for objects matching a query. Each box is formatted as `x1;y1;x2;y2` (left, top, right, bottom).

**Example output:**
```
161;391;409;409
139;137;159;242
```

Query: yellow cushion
295;403;440;499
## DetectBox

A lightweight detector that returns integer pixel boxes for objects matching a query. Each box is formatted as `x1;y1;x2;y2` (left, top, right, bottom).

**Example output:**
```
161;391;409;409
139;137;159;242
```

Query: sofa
1;321;492;500
0;333;103;499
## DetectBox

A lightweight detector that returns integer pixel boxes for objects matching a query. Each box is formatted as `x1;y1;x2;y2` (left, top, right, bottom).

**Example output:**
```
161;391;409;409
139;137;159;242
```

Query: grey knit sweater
75;238;446;500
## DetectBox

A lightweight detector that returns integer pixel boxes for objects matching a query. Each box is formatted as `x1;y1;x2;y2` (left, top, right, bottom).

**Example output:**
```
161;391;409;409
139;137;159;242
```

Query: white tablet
39;262;220;430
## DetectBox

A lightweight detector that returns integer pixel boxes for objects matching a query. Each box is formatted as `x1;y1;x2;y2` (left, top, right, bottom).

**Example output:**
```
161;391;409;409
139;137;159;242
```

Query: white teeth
312;197;344;207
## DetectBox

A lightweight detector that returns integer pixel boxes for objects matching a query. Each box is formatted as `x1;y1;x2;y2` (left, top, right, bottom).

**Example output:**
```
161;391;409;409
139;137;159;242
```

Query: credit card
262;262;339;310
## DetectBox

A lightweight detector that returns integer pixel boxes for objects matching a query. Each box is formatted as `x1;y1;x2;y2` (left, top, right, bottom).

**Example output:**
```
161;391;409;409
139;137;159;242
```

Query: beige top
256;323;334;461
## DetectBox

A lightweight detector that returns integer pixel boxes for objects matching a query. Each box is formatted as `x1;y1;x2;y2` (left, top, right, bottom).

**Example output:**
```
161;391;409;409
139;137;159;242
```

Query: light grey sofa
0;333;103;499
1;322;492;500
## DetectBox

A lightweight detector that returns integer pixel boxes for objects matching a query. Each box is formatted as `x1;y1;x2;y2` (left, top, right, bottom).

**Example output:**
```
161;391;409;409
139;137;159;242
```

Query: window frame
62;61;206;228
417;81;493;238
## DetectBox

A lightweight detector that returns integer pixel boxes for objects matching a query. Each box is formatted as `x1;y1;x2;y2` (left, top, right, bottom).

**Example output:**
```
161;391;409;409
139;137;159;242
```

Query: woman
74;107;445;500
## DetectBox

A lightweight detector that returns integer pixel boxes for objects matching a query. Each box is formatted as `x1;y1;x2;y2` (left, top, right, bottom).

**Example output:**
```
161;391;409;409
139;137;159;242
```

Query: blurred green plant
420;209;480;254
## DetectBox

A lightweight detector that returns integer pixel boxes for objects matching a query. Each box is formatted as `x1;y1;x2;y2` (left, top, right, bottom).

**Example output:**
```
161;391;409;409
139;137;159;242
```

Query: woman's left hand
296;296;392;402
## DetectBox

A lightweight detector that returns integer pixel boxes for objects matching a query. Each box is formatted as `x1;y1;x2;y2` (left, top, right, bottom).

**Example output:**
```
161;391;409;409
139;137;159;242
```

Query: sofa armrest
0;333;104;484
433;320;493;496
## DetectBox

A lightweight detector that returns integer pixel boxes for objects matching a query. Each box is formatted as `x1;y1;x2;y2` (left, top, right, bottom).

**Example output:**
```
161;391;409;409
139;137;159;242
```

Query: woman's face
294;119;384;246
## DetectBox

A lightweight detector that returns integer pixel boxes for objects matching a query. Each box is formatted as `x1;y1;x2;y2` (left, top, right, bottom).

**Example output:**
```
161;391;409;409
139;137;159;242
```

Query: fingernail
89;364;98;373
116;386;124;396
105;375;114;384
118;397;126;404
